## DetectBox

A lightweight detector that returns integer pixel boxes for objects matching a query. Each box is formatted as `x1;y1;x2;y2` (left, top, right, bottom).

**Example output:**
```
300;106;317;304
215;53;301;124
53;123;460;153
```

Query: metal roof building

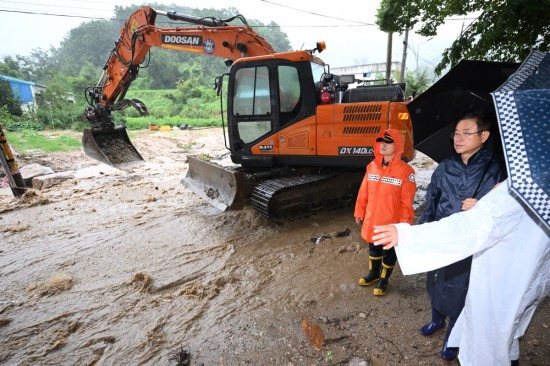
0;75;46;108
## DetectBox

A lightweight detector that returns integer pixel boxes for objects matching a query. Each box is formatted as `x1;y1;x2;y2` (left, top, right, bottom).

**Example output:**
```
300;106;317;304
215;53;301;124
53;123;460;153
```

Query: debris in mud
27;273;74;296
32;171;75;190
20;189;50;205
0;318;11;326
310;227;351;244
310;234;331;244
3;222;31;234
131;272;153;292
301;319;325;351
144;195;157;203
337;242;361;254
333;228;351;237
169;346;192;366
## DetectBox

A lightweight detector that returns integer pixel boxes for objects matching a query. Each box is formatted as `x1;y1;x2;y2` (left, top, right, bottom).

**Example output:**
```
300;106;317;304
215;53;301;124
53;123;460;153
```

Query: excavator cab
226;54;324;167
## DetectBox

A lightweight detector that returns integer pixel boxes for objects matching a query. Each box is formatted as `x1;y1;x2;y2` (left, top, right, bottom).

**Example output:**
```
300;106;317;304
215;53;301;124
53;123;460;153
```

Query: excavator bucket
82;126;144;167
182;155;253;211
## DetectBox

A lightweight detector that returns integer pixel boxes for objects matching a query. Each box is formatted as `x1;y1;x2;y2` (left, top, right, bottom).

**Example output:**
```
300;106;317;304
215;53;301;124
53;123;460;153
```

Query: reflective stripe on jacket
354;129;416;242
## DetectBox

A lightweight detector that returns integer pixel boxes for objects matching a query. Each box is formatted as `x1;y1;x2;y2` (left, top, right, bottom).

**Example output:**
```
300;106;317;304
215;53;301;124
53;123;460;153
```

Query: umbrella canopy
492;51;550;232
409;60;519;162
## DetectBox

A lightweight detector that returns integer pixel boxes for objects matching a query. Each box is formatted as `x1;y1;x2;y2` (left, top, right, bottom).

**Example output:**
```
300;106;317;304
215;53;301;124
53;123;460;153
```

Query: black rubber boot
359;256;382;286
373;262;394;296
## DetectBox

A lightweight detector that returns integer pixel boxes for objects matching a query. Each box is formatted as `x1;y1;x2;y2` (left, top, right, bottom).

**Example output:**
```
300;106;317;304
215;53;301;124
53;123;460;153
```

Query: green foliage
376;0;550;75
0;106;18;126
0;80;23;117
55;20;120;78
0;56;23;78
123;87;221;125
6;130;81;153
1;3;292;133
2;117;44;132
404;68;431;98
124;116;220;130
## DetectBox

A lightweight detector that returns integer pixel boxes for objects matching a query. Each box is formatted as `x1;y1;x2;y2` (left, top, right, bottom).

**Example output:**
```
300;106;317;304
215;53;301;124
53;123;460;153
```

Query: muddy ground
0;127;548;366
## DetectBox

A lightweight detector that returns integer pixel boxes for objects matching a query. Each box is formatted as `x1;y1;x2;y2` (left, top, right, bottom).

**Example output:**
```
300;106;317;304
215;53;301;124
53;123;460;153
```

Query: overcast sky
0;0;473;72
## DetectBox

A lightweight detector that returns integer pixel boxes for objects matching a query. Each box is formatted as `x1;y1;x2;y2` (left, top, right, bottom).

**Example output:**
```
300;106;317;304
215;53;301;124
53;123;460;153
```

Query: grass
5;130;82;154
124;116;221;130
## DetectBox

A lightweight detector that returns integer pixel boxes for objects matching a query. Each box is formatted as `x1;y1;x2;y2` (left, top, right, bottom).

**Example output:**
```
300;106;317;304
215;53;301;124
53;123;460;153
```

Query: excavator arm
83;6;275;166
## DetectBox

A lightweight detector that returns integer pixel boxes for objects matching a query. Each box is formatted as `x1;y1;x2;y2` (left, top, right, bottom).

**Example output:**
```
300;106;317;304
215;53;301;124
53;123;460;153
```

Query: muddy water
1;129;548;366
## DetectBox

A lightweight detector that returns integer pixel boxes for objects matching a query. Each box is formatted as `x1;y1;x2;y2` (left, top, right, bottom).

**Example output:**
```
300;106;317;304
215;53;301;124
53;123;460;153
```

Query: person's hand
461;198;478;211
355;217;362;224
372;225;398;249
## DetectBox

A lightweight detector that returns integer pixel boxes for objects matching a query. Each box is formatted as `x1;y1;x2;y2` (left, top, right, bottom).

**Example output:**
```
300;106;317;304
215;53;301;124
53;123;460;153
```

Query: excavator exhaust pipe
82;126;144;167
182;155;254;211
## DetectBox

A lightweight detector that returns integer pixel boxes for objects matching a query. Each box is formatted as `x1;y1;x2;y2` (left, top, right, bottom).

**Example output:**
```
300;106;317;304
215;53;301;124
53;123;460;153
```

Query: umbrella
492;50;550;232
409;60;519;162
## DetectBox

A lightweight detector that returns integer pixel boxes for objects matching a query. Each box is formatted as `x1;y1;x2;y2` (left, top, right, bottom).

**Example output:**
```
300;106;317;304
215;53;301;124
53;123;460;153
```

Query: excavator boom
83;6;274;167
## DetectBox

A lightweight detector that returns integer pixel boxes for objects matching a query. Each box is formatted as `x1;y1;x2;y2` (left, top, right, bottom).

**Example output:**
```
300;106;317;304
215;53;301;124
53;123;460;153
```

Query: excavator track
250;170;364;219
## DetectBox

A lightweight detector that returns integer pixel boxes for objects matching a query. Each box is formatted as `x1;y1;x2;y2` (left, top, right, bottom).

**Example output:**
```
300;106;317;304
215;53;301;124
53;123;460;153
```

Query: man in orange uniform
354;129;416;296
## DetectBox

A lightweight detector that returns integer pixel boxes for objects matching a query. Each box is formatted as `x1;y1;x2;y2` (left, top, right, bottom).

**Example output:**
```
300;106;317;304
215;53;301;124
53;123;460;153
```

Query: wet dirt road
0;128;548;366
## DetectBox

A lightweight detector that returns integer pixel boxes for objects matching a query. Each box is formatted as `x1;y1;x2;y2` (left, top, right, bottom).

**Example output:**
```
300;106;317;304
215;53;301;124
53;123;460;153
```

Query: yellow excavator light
398;112;409;120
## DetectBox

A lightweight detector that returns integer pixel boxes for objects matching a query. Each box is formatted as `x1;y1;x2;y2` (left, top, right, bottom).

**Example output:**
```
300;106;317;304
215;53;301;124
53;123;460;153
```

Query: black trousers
368;243;397;266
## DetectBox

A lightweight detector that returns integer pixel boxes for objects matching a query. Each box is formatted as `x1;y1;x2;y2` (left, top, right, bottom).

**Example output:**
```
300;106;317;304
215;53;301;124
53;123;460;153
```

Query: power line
0;8;378;28
0;8;108;19
0;0;106;11
259;0;375;26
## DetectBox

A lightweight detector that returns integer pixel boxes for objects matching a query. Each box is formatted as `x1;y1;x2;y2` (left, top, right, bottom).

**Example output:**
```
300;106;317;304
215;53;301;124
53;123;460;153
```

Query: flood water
1;128;548;365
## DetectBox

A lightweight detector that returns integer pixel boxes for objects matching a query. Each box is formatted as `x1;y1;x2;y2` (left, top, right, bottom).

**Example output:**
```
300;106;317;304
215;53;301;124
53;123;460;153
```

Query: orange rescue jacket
354;129;416;242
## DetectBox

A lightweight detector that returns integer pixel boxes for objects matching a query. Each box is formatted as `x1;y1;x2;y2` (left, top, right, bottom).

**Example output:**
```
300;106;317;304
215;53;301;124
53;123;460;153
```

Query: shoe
373;277;388;296
373;263;394;296
359;273;379;286
359;256;382;286
419;320;445;336
440;344;458;362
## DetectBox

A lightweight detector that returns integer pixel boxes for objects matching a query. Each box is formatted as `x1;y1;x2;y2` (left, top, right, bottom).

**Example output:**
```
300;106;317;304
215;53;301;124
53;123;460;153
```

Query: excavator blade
82;127;144;167
182;155;253;211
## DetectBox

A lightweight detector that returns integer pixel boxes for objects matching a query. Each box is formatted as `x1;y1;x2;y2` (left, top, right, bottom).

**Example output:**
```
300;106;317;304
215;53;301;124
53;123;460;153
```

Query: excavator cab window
310;62;326;103
278;65;302;125
233;66;271;116
233;66;272;144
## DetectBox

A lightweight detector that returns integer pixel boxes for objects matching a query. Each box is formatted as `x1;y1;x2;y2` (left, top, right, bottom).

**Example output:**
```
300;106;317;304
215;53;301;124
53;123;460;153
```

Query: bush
35;108;77;129
124;116;221;130
0;80;23;117
2;119;45;132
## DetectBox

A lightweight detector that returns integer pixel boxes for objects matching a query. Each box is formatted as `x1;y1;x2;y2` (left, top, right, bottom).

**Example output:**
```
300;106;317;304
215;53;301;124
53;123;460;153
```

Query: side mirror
213;76;223;96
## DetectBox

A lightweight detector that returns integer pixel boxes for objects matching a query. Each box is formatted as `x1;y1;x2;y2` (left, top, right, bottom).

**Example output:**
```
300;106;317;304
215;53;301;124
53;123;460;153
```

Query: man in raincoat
371;181;550;365
354;128;416;296
418;111;504;362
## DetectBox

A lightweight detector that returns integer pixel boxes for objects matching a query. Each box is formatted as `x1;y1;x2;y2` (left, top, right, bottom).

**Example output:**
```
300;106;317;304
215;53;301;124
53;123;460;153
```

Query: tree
0;56;23;79
0;80;23;117
404;68;431;98
376;0;550;75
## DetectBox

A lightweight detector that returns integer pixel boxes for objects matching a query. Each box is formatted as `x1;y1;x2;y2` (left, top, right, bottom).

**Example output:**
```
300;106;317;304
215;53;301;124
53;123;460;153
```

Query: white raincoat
393;181;550;366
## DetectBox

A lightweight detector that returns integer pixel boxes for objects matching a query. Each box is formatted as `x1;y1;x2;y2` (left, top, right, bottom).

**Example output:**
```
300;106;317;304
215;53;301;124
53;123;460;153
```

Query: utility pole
400;28;409;83
385;32;393;83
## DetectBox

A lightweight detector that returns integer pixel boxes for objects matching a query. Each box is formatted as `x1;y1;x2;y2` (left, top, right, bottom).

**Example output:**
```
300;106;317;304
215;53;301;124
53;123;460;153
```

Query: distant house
0;75;47;112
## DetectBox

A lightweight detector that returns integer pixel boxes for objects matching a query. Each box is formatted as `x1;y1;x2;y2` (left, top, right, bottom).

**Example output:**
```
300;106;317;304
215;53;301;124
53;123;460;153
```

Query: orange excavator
83;6;414;218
